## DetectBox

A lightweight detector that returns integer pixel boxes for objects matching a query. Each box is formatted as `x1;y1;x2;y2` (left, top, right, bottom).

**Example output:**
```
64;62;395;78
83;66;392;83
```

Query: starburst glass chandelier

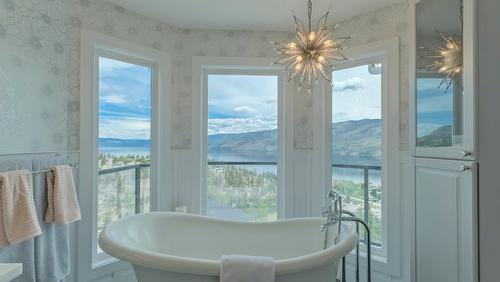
273;0;350;93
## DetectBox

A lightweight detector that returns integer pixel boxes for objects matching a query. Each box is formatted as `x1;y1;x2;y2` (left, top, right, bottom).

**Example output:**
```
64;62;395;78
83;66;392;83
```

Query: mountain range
100;119;383;164
207;118;383;164
99;138;150;148
416;125;452;147
99;119;452;165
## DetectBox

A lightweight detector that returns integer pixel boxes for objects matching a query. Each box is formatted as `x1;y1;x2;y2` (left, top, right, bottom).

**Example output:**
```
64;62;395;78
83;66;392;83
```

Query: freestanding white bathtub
98;212;358;282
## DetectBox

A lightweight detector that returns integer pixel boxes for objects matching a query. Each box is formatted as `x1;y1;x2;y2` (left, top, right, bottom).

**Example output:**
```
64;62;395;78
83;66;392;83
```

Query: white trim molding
324;37;402;278
191;56;287;219
79;28;172;282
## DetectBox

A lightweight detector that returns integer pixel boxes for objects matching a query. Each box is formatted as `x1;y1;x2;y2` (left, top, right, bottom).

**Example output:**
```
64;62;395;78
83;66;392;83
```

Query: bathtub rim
98;212;358;276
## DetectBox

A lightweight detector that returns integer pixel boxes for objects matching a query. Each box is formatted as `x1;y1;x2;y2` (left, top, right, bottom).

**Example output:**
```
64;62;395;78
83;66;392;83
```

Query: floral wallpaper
0;0;177;153
0;0;409;153
168;2;409;150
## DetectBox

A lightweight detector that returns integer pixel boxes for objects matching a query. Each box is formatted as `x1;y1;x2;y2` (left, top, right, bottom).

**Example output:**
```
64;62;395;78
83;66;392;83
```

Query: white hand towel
220;255;275;282
0;170;42;247
45;165;81;224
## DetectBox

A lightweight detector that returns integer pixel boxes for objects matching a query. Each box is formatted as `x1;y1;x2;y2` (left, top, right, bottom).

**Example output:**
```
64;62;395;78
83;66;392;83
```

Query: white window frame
324;37;401;277
79;29;171;281
192;57;287;219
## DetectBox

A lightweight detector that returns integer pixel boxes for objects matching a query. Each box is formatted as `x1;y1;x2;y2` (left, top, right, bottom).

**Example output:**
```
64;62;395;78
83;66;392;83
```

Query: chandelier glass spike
273;0;350;92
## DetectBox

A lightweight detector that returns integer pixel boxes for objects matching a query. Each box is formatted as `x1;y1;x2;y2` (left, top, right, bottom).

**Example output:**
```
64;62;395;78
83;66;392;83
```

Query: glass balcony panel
207;163;277;222
368;169;382;246
139;166;151;213
332;165;382;246
96;164;151;254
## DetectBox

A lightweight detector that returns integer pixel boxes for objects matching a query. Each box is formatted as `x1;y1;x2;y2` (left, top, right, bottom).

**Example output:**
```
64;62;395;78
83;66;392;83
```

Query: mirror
416;0;464;148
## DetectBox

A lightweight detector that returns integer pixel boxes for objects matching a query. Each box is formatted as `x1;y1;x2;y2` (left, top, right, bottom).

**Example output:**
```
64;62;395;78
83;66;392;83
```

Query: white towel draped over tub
220;255;275;282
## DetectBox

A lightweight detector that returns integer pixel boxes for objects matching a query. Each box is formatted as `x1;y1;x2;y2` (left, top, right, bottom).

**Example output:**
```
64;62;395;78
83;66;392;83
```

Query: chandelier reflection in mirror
426;32;463;91
273;0;350;93
424;0;463;91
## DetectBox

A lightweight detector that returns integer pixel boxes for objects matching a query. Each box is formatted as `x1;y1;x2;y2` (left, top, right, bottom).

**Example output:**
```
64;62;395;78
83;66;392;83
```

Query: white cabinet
409;0;476;160
409;0;478;280
414;158;476;282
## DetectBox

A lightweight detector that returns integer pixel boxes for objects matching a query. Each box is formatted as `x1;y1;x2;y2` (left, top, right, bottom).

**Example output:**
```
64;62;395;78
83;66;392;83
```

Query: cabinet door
415;158;476;282
410;0;476;159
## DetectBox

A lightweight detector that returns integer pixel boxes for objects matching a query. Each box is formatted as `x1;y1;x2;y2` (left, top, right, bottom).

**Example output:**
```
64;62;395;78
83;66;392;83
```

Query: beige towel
0;170;42;247
45;165;81;224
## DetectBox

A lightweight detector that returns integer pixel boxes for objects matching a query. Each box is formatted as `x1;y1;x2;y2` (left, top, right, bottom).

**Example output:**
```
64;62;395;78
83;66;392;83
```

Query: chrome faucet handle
322;190;342;222
321;206;329;218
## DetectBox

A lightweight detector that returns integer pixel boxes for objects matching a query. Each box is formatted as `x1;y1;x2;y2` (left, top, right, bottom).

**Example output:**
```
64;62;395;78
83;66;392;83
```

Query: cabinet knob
460;163;472;171
461;150;473;158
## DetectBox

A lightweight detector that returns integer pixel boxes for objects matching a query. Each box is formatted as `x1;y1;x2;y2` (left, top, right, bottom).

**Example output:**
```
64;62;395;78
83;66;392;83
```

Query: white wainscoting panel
284;150;314;218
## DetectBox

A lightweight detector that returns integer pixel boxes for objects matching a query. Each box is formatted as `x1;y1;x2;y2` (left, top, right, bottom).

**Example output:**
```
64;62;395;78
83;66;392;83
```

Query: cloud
99;57;135;75
234;106;258;116
332;112;349;121
208;118;277;135
265;98;277;105
333;77;365;92
100;95;127;104
99;117;150;139
208;75;277;118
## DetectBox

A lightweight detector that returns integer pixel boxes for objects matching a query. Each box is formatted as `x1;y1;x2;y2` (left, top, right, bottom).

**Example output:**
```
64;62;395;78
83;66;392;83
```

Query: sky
97;57;450;140
416;77;454;137
332;64;381;123
206;66;383;136
98;57;152;140
207;75;278;135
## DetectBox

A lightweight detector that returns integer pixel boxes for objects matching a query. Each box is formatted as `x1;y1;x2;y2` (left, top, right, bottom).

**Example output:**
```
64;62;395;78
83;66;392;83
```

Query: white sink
0;264;22;282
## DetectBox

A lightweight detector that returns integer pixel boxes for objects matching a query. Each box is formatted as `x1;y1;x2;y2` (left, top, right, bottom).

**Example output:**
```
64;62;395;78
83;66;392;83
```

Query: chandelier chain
307;0;312;33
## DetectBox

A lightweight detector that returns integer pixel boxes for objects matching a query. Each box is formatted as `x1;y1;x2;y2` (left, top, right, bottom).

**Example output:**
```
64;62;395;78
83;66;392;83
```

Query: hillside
208;119;382;164
416;125;452;147
99;138;150;148
332;119;381;163
99;119;383;165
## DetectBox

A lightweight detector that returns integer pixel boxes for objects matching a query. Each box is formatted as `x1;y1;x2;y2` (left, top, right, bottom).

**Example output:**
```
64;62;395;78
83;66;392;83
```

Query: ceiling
107;0;406;32
417;0;462;36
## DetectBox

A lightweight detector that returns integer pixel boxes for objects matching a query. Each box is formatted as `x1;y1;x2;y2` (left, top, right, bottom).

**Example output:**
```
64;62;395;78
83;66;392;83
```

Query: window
332;61;384;250
328;39;400;275
80;29;170;280
205;73;280;221
96;56;152;260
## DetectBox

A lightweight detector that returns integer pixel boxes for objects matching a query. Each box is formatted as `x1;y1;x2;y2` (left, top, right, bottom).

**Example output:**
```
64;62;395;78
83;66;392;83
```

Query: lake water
100;146;150;156
99;148;381;186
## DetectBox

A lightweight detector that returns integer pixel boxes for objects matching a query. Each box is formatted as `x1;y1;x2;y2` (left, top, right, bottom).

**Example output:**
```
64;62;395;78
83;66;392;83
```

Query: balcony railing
207;161;278;222
97;162;380;244
98;163;151;214
332;163;382;246
208;161;277;166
